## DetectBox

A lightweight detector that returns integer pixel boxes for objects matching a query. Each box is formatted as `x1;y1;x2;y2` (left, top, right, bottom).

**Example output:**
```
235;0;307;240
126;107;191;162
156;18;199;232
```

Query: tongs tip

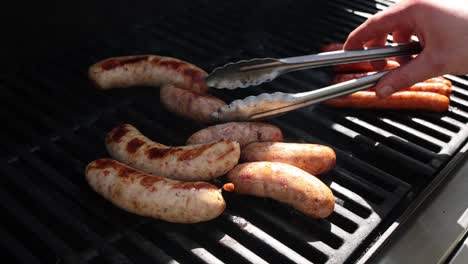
206;58;281;89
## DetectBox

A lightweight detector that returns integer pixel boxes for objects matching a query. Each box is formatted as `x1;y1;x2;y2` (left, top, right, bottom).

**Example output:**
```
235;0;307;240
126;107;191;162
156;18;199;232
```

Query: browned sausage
424;76;452;87
227;162;335;219
320;43;346;52
333;60;400;73
186;122;283;147
368;83;452;96
105;124;240;181
323;91;449;112
241;142;336;176
320;43;400;73
85;159;226;223
89;55;208;93
330;72;373;84
159;84;226;124
331;73;452;96
332;72;452;93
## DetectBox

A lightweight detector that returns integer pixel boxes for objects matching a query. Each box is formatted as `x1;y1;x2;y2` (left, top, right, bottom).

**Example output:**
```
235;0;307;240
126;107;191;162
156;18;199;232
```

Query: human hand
344;0;468;97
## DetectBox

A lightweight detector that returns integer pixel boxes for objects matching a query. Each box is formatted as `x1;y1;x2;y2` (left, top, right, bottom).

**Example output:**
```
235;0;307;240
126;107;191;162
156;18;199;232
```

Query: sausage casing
320;43;400;73
89;55;208;93
186;122;283;147
331;73;452;96
160;84;226;124
424;76;452;87
241;142;336;176
227;162;335;219
86;159;225;223
323;91;449;112
105;124;240;181
334;60;399;73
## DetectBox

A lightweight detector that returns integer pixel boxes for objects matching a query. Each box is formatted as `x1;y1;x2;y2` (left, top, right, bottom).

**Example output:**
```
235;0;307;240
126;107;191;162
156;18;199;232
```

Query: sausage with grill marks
89;55;230;123
89;55;208;93
160;84;226;124
227;162;335;219
241;142;336;176
186;122;283;147
323;91;449;112
85;159;226;223
105;124;240;181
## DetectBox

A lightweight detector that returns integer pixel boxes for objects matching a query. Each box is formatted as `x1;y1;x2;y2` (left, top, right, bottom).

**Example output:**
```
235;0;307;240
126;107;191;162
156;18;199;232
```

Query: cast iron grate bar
0;223;43;264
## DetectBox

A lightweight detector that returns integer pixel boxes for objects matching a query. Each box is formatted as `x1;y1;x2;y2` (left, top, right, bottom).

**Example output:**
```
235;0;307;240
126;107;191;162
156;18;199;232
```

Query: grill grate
1;0;468;263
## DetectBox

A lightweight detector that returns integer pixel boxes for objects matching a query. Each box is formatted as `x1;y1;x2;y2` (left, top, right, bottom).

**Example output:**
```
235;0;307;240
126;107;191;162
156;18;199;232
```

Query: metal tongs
206;42;422;122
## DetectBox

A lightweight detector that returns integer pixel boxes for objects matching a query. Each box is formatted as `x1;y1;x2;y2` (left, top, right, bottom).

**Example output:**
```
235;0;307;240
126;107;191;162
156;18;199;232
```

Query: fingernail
378;85;395;98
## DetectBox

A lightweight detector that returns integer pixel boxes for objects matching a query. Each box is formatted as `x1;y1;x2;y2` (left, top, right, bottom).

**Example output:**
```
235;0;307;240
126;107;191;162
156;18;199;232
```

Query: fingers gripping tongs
206;42;422;122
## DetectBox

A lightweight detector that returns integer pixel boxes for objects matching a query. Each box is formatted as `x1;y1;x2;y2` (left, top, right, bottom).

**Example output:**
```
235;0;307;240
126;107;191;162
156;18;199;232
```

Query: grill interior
2;0;468;263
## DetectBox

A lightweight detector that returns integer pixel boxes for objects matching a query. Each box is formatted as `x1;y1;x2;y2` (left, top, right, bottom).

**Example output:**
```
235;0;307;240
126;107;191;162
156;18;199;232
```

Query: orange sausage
368;83;452;96
333;60;400;73
331;72;374;84
332;72;452;88
323;91;449;112
320;43;346;52
331;73;452;96
424;76;452;87
320;43;400;73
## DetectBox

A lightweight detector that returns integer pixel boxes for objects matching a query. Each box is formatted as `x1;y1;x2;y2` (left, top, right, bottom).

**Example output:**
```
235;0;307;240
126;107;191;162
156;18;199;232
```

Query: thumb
375;53;437;98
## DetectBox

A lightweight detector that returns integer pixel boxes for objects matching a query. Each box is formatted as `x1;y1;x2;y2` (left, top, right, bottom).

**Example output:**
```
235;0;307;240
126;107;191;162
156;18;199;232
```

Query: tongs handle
207;42;421;89
276;42;421;72
211;70;392;122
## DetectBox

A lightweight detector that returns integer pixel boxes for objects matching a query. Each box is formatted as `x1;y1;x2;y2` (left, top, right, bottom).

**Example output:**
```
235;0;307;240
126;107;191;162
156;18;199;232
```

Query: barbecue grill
1;0;468;263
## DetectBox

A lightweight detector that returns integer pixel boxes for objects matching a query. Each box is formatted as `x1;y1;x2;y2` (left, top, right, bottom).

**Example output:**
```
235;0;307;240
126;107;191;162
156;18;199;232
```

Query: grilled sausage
186;122;283;147
320;43;346;52
320;43;400;73
330;72;374;84
332;72;451;86
85;159;226;223
368;82;452;96
105;124;240;181
333;59;399;73
323;44;452;86
331;74;451;96
424;76;452;87
227;162;335;219
241;142;336;176
160;84;226;124
89;55;208;93
332;72;452;93
323;91;449;112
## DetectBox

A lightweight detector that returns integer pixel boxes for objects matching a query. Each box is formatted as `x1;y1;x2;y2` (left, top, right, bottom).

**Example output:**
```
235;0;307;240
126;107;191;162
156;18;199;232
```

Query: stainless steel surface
448;236;468;264
210;70;390;122
206;42;421;89
361;143;468;264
